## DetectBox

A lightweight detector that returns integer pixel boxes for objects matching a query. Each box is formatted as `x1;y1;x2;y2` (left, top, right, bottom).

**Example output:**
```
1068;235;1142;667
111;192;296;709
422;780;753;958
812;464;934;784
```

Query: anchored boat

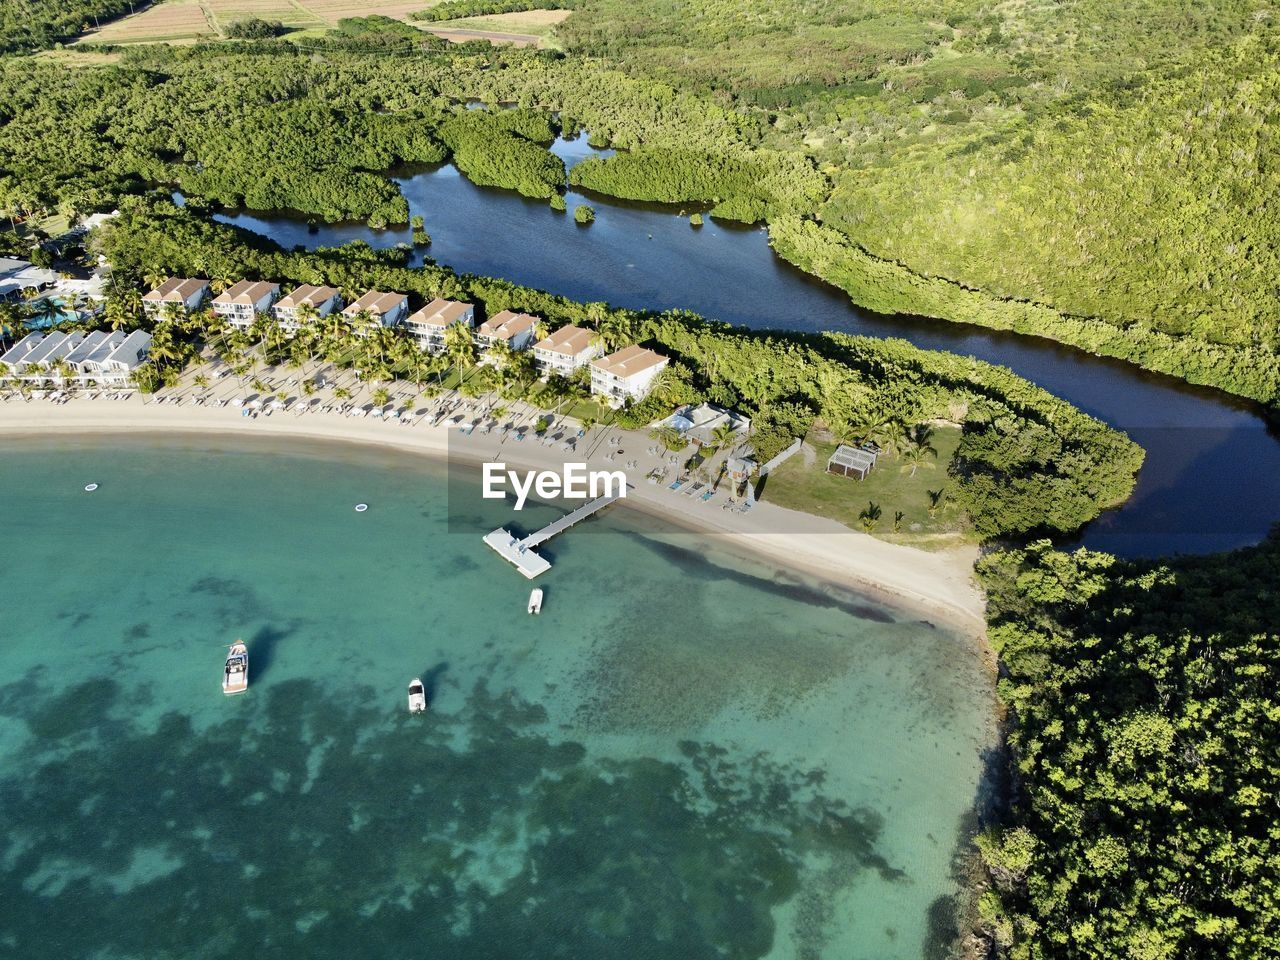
408;678;427;713
528;588;543;614
223;641;249;696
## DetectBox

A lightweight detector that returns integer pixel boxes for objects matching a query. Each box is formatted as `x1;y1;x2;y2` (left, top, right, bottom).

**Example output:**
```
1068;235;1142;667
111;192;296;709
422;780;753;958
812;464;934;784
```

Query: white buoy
84;483;99;492
354;503;368;513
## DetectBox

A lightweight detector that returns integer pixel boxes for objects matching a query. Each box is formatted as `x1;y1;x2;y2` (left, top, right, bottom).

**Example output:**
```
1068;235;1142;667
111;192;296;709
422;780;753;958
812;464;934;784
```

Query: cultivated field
79;0;562;47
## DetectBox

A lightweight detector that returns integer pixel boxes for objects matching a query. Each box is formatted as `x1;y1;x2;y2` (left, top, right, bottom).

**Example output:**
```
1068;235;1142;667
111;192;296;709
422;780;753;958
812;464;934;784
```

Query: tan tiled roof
534;324;595;358
143;277;209;302
276;284;340;309
343;290;408;316
406;298;473;328
476;310;538;341
591;345;667;379
213;280;279;306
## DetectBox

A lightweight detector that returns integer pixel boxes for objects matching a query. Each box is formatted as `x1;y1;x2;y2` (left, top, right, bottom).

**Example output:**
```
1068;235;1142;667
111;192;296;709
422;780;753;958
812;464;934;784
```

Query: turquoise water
0;434;993;959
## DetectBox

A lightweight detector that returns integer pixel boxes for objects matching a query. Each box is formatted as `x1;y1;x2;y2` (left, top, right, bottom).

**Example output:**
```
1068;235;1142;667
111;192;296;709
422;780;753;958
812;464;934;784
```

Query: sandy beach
0;391;987;632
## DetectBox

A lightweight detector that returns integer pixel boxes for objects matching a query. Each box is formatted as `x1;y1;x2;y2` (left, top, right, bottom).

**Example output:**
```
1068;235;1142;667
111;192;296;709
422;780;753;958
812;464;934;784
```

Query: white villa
403;298;474;353
589;345;668;406
212;280;280;329
0;257;58;301
142;278;210;317
273;284;343;332
475;310;538;353
0;329;151;384
532;324;601;377
343;290;410;330
658;402;751;447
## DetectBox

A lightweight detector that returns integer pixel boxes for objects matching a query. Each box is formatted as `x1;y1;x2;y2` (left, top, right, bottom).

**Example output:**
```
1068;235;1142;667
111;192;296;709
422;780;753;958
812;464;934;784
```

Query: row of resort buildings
137;277;670;405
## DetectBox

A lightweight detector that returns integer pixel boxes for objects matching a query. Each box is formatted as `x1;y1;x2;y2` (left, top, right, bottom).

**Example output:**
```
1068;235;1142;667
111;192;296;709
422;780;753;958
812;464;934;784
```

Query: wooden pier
483;490;624;578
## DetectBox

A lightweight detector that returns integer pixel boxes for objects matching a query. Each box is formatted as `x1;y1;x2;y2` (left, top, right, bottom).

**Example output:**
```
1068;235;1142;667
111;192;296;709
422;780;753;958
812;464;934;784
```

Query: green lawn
760;426;970;547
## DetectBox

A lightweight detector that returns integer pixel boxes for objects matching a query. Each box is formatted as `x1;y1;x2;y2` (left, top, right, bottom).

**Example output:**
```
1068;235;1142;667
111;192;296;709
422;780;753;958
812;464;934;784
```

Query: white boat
528;588;543;614
408;678;427;713
223;641;249;695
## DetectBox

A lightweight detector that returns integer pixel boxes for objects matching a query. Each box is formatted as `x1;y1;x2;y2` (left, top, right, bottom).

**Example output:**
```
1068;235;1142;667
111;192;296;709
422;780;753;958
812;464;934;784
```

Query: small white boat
408;678;427;713
528;588;543;615
223;641;249;695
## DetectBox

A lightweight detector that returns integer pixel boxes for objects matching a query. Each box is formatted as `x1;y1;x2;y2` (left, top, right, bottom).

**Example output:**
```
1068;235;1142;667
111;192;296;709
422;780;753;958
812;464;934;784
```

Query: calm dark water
214;134;1280;557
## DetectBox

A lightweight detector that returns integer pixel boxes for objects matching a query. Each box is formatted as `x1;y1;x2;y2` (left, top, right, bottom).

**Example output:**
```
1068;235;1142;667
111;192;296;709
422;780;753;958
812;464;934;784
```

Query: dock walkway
483;490;624;578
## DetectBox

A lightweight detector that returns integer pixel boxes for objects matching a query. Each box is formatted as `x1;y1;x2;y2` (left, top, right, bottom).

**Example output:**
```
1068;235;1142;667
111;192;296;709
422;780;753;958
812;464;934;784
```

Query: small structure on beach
726;453;757;485
827;444;877;480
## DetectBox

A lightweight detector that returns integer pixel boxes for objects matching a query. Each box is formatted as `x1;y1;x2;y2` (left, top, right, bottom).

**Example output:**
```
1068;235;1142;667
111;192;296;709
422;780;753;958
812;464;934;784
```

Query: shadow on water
247;623;297;682
420;661;449;701
632;534;898;624
924;742;1011;960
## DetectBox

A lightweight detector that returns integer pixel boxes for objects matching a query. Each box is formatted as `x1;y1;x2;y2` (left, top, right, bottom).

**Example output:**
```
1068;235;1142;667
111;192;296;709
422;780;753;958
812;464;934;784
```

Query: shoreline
0;396;988;634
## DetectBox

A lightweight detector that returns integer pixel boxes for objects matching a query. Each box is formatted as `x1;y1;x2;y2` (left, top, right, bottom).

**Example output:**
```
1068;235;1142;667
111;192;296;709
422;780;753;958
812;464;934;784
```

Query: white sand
0;390;987;633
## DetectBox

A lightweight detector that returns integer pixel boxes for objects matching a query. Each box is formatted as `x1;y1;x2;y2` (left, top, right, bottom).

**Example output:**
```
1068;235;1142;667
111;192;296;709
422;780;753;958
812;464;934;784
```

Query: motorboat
528;588;543;615
223;641;249;695
408;678;427;713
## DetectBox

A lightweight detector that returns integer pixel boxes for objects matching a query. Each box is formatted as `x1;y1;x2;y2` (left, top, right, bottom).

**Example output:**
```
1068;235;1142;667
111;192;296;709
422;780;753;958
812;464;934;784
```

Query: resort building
0;331;47;373
402;298;474;353
211;280;281;329
142;278;210;317
827;444;878;480
589;345;669;406
475;310;539;353
20;332;84;374
98;330;153;381
532;325;601;377
343;290;410;331
273;284;343;332
658;402;751;447
0;257;58;300
65;331;121;372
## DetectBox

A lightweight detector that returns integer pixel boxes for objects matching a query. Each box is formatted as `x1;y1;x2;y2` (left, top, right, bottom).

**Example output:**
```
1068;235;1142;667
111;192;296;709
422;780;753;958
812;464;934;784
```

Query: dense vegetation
90;194;1141;540
0;0;139;52
570;147;825;222
975;539;1280;958
223;18;284;40
438;109;564;198
412;0;572;22
556;0;1280;402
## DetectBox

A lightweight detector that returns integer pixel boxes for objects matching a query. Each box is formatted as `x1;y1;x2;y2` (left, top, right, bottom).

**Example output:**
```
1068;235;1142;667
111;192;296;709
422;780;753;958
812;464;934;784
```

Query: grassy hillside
559;0;1280;400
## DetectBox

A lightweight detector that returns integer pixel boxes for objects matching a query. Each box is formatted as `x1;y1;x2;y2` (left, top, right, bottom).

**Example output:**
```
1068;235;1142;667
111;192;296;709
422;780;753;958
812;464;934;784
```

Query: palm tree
898;423;938;477
859;502;882;532
709;422;737;452
444;322;476;371
144;268;167;291
372;386;391;408
899;443;938;477
927;488;948;520
893;511;905;533
193;373;210;390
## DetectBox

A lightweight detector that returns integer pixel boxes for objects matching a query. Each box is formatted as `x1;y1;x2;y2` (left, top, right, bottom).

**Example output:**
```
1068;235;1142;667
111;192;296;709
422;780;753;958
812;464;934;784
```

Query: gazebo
827;444;877;480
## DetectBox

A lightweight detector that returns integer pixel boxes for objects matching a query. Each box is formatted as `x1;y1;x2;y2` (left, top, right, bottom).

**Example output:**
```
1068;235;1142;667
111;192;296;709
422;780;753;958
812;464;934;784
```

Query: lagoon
212;133;1280;558
0;434;993;960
